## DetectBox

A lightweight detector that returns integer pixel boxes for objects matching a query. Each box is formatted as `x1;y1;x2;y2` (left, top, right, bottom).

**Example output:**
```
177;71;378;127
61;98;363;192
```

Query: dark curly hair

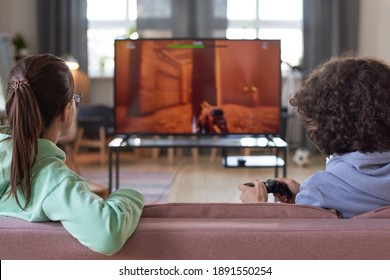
290;56;390;155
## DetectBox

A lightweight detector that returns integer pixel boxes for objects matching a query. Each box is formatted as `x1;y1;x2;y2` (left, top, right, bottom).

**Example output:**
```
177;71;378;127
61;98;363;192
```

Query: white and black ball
293;148;311;167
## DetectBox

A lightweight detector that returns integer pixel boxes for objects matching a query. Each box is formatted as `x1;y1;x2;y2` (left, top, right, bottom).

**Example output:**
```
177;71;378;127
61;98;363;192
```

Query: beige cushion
142;202;340;219
352;205;390;219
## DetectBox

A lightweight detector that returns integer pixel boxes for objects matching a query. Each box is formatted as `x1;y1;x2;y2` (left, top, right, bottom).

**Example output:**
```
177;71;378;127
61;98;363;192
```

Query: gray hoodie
296;151;390;218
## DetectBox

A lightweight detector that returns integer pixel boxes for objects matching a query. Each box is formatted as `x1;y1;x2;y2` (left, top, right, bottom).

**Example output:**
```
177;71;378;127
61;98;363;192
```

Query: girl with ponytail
0;54;144;255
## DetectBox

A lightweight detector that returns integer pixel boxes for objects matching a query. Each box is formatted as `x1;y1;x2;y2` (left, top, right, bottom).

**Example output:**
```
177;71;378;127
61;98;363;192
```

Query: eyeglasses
72;93;81;109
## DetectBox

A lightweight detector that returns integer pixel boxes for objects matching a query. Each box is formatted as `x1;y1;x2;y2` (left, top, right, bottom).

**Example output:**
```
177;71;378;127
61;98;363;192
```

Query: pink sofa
1;203;390;259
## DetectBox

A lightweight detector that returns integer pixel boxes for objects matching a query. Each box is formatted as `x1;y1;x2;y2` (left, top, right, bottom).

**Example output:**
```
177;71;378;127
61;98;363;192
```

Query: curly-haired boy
239;56;390;218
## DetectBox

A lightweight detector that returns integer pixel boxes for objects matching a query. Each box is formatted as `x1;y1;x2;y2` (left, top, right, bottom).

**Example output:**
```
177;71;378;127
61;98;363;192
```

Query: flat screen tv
114;38;281;136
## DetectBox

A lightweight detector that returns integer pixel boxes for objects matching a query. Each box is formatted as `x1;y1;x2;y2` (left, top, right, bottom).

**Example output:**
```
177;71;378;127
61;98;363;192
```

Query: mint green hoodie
0;125;144;255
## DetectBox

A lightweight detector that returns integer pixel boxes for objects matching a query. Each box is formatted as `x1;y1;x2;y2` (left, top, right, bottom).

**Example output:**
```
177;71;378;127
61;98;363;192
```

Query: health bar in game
167;44;205;49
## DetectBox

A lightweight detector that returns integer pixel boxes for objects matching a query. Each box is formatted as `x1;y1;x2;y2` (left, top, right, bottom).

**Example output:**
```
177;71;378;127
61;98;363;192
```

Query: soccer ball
293;148;311;167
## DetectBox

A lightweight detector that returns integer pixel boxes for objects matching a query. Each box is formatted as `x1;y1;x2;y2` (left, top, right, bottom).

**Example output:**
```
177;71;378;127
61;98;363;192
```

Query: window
87;0;303;76
227;0;303;66
87;0;137;77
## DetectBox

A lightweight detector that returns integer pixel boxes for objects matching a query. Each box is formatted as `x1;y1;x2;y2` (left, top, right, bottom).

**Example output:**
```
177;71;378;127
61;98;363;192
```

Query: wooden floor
75;148;326;203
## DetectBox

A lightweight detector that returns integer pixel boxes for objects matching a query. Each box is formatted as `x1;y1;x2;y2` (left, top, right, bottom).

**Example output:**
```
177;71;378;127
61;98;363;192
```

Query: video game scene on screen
115;39;281;135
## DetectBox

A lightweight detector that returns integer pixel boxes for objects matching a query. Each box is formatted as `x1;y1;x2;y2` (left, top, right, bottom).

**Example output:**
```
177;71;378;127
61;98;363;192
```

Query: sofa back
1;203;390;260
141;202;340;218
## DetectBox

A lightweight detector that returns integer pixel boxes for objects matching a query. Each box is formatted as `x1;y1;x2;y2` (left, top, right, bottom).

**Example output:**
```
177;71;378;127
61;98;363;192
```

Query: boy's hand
272;178;301;203
238;179;268;202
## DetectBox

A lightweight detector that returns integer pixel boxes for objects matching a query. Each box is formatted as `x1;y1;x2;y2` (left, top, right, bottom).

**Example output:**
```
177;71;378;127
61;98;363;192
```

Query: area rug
80;170;174;204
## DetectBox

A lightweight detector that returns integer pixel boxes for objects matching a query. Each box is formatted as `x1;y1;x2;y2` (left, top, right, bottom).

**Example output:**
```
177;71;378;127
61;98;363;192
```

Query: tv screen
114;38;281;136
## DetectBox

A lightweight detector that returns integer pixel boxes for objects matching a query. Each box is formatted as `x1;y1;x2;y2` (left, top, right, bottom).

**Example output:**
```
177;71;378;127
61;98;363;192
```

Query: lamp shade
62;54;80;71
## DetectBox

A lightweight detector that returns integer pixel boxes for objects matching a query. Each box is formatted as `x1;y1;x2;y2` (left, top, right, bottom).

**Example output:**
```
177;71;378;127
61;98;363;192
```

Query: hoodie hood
326;151;390;200
0;125;66;197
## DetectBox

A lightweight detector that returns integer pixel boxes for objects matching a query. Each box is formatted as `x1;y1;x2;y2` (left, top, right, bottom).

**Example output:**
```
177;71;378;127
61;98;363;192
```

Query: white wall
89;0;390;107
358;0;390;61
0;0;38;54
90;77;114;106
0;0;112;105
1;0;390;106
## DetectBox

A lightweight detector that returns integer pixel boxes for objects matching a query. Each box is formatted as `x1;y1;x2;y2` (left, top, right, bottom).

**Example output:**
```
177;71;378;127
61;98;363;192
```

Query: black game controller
244;179;293;199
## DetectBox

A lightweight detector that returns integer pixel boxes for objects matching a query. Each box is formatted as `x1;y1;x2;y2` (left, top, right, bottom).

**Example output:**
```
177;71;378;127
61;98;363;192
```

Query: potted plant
13;33;29;61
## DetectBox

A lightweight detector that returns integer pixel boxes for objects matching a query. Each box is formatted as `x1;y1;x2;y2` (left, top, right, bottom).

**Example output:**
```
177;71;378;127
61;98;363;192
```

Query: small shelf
108;135;288;192
222;155;285;168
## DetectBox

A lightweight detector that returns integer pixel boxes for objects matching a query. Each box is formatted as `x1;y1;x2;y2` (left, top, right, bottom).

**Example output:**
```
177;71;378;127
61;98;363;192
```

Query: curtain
301;0;360;151
137;0;227;38
0;35;14;112
303;0;360;73
37;0;88;72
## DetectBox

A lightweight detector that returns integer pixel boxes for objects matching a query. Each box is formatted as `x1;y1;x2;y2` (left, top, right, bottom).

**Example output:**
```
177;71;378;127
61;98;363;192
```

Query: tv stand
108;135;288;193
